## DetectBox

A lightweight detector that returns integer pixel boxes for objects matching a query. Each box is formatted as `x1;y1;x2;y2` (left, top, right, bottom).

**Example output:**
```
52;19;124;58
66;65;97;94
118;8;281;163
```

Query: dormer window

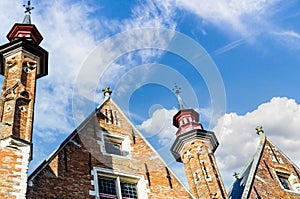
104;135;123;156
97;131;131;158
276;171;300;192
278;173;292;190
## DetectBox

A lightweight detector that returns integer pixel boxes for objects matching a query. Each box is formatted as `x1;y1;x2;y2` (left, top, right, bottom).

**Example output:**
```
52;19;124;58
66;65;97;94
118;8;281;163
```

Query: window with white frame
98;176;137;199
103;134;130;157
104;136;122;156
277;172;292;190
97;131;131;157
276;171;300;192
90;168;148;199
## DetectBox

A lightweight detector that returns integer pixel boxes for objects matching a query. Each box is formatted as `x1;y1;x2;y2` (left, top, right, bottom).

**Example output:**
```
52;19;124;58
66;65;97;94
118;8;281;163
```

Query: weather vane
23;0;34;14
172;83;181;95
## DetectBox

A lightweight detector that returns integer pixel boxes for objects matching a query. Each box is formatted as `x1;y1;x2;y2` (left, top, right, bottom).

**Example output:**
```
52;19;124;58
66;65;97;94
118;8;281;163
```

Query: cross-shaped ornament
23;0;34;14
255;126;264;135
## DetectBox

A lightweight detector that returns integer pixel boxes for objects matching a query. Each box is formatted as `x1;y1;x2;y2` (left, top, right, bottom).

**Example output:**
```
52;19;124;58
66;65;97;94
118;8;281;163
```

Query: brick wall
248;140;300;198
0;51;38;198
181;139;227;199
0;138;31;199
27;98;193;199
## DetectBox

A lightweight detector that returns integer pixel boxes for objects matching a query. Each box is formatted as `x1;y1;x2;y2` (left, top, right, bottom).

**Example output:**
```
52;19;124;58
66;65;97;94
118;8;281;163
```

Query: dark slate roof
228;160;254;199
228;133;266;199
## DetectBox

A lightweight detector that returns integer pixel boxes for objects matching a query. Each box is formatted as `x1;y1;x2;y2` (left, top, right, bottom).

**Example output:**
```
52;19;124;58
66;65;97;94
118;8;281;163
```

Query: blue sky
1;0;300;189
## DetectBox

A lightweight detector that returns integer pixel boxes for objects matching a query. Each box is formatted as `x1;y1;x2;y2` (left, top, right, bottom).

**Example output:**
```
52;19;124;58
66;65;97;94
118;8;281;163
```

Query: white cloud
137;106;213;145
176;0;279;36
138;97;300;189
214;97;300;187
271;30;300;49
137;108;178;145
0;0;179;173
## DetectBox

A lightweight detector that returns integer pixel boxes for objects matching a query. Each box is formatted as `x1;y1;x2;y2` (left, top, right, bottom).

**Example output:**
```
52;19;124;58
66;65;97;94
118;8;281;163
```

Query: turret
0;1;48;198
170;85;227;199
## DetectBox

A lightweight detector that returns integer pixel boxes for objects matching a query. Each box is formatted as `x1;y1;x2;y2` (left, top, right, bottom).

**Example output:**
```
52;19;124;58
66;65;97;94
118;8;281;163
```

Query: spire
22;0;34;24
6;0;43;45
173;84;187;110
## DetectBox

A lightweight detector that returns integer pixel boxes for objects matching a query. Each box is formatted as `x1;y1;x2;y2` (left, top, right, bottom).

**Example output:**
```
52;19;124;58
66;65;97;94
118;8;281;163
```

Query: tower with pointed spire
0;1;48;198
170;86;227;199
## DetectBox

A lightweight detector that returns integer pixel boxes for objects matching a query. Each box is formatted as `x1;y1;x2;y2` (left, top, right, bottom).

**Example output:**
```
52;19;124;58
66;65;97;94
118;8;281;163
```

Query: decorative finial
102;86;112;97
23;0;34;14
172;84;187;110
233;172;240;179
172;84;181;95
255;126;264;135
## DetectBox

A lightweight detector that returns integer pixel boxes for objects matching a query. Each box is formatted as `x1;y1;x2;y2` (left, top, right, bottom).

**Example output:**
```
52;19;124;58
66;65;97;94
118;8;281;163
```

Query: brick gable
27;97;193;198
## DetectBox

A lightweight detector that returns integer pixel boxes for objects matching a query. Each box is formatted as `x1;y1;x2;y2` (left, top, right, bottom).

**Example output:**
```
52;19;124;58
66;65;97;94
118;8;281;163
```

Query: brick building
1;4;300;199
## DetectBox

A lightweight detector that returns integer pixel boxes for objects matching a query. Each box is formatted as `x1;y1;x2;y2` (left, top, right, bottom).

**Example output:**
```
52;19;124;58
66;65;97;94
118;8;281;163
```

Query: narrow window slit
145;163;151;186
165;167;173;189
263;160;273;179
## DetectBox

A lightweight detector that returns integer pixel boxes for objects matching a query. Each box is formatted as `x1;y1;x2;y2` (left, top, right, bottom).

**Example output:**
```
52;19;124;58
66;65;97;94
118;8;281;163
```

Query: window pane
279;176;291;190
105;141;121;155
121;182;137;199
98;178;118;199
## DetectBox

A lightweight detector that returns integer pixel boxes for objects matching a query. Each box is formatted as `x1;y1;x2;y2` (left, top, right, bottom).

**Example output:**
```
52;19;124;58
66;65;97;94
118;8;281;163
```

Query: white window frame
97;130;132;158
90;167;148;199
275;170;300;194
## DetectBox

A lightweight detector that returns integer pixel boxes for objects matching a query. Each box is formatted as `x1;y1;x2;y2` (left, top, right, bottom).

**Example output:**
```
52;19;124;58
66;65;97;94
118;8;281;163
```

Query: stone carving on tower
171;85;227;199
0;1;48;198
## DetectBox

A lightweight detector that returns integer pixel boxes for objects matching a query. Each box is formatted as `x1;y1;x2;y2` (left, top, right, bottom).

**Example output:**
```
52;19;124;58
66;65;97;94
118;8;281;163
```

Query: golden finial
233;172;240;179
255;126;264;135
102;86;112;97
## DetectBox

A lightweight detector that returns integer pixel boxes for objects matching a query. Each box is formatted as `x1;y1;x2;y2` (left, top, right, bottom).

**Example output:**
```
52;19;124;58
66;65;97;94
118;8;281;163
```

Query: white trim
255;175;266;183
97;130;132;159
89;167;148;199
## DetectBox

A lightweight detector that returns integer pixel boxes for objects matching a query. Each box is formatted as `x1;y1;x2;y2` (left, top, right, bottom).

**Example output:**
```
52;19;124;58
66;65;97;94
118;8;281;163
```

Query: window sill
103;152;131;160
283;189;300;195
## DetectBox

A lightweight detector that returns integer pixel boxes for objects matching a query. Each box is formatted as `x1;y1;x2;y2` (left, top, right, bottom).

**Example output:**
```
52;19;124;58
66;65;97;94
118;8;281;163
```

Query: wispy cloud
175;0;279;36
212;39;245;55
273;30;300;39
0;0;179;172
269;30;300;49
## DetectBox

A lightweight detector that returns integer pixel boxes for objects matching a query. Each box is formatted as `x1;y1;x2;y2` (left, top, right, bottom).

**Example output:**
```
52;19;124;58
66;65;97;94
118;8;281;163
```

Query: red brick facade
181;140;227;199
0;12;48;198
0;47;40;199
1;8;300;199
27;97;193;199
248;139;300;198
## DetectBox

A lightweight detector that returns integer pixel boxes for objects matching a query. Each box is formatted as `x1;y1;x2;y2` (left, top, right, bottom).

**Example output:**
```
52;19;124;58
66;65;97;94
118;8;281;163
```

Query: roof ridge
241;133;266;198
28;96;110;181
